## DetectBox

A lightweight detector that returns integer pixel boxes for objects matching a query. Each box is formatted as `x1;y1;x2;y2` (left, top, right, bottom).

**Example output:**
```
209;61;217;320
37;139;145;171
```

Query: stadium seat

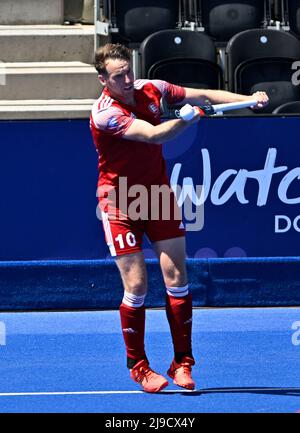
139;29;223;89
225;28;300;112
101;0;181;45
198;0;268;44
272;100;300;114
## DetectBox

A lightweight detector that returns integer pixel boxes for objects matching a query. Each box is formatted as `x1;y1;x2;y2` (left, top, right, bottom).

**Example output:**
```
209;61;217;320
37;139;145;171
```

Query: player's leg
152;236;195;390
115;252;168;392
115;251;148;365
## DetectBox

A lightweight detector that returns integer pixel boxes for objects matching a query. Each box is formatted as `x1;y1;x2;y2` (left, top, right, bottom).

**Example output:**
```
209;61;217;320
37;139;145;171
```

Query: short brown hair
94;43;132;75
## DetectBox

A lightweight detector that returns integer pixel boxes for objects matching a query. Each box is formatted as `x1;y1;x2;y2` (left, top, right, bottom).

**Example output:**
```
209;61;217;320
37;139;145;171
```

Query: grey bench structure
0;0;99;120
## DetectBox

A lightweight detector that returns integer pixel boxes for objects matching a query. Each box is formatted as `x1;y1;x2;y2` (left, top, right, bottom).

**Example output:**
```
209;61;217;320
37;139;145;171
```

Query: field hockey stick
162;100;258;119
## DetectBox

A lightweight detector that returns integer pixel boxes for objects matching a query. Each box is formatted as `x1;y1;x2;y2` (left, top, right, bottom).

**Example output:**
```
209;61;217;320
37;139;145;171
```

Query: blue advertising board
0;116;299;260
165;116;300;258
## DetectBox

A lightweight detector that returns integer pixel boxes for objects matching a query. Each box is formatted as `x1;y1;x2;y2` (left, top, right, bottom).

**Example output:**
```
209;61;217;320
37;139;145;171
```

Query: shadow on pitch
160;387;300;397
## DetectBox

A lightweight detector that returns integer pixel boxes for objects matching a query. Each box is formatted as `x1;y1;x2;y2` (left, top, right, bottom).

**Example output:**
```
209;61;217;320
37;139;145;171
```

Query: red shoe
167;356;195;390
130;359;169;393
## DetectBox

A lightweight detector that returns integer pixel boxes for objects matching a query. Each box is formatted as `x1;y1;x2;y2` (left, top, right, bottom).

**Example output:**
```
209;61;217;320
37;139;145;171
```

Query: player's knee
123;283;147;297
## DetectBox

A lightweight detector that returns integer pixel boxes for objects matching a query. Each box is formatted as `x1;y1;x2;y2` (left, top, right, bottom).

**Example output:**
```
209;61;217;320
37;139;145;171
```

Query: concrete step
0;25;95;63
0;0;64;25
0;62;101;100
0;99;95;119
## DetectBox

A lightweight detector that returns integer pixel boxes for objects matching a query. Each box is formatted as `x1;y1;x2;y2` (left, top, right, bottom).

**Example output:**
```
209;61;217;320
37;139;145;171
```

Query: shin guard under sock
119;302;146;367
166;292;193;356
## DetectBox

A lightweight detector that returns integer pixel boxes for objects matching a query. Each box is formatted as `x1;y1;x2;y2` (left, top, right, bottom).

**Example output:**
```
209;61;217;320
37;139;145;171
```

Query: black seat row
96;1;300;113
194;1;300;43
99;1;300;45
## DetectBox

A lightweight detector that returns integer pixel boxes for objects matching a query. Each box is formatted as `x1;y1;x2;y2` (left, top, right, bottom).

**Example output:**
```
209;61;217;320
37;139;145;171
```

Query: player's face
100;58;135;104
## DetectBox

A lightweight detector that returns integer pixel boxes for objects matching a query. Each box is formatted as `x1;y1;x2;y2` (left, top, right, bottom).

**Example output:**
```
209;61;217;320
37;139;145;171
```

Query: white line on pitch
0;387;298;397
0;390;194;397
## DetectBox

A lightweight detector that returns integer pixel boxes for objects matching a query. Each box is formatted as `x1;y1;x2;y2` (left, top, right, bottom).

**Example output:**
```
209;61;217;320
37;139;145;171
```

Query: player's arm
183;88;269;109
123;116;199;145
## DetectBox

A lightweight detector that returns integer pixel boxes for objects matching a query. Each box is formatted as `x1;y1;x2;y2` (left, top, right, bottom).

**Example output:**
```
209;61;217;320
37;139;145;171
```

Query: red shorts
99;186;185;257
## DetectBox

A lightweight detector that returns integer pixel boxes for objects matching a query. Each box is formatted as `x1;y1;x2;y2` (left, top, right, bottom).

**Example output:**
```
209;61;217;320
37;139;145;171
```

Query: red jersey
90;79;185;198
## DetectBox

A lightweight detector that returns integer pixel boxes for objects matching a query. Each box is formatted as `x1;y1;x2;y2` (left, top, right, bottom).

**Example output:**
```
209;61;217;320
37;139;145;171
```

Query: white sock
166;284;189;298
122;291;146;308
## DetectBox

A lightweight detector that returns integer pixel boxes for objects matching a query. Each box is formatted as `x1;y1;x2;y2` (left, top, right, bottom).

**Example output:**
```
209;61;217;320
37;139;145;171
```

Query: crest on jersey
148;103;159;114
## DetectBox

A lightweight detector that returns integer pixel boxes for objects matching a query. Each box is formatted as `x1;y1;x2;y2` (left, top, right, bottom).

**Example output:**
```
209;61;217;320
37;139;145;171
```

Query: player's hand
250;91;269;109
179;104;205;122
